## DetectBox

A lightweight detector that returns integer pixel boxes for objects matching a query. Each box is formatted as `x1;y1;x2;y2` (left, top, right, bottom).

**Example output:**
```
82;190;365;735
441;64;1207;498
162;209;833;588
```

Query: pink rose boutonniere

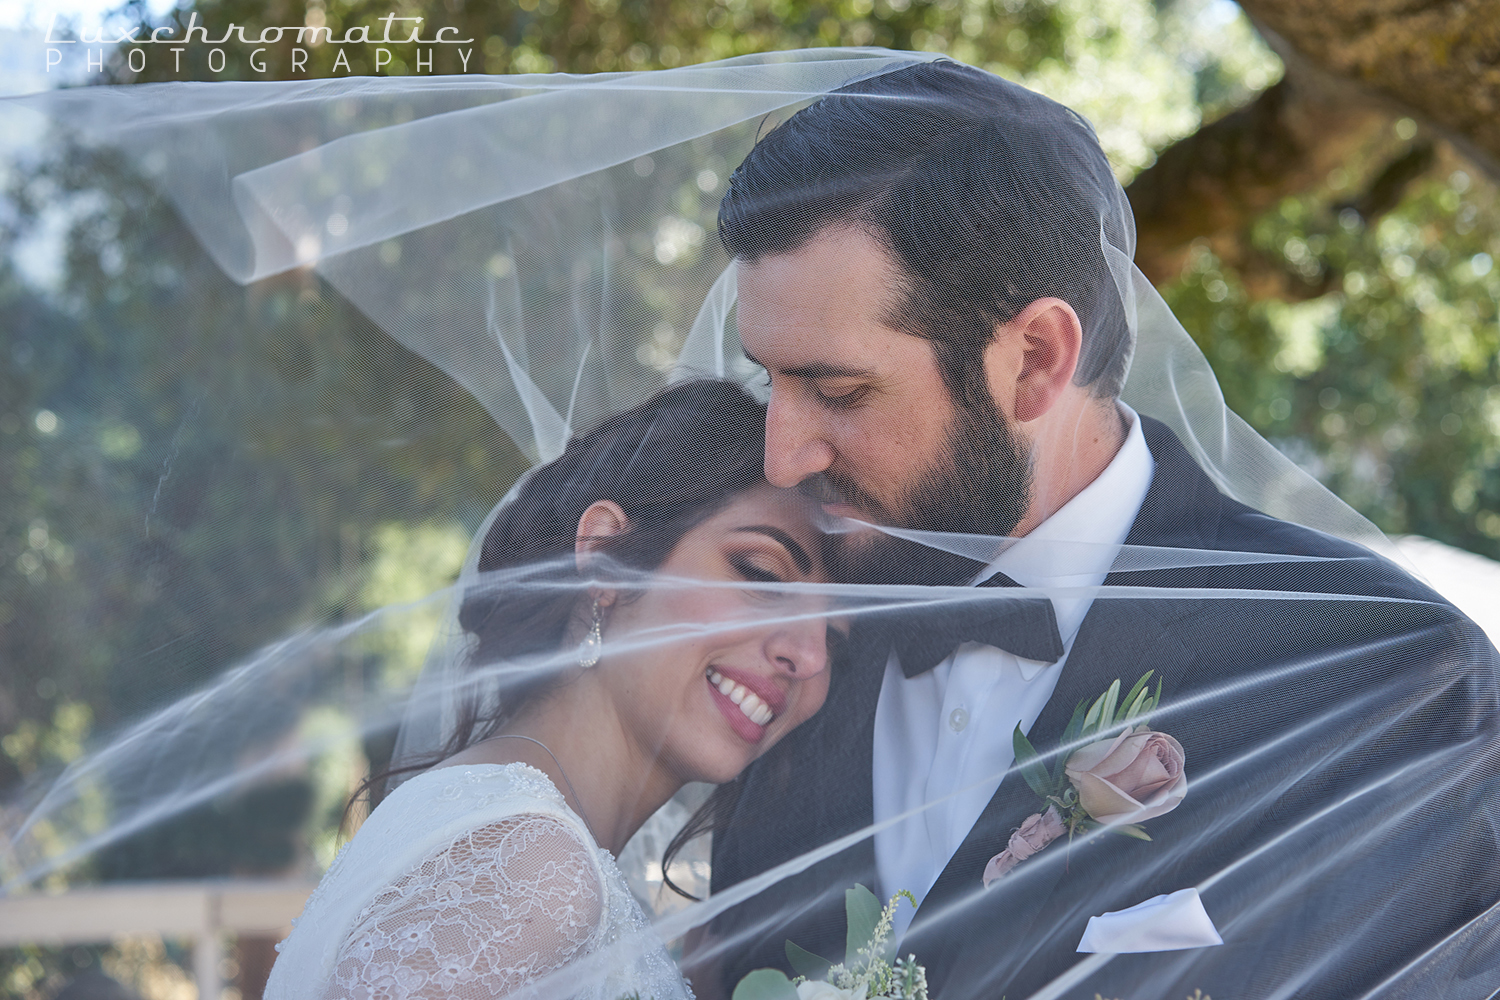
984;671;1187;887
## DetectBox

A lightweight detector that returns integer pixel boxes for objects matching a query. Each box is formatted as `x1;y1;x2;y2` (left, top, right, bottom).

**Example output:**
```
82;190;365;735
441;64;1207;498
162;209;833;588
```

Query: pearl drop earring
578;598;604;668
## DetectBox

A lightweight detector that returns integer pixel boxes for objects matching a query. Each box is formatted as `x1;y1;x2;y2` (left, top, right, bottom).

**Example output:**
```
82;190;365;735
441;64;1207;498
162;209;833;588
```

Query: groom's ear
984;297;1083;424
575;500;630;582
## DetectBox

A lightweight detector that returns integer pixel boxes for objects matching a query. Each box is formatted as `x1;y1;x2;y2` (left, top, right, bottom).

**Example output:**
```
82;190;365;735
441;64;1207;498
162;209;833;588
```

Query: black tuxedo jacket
706;417;1500;999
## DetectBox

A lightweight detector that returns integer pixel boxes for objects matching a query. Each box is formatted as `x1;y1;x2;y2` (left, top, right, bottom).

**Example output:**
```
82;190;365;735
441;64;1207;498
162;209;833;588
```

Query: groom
696;60;1500;999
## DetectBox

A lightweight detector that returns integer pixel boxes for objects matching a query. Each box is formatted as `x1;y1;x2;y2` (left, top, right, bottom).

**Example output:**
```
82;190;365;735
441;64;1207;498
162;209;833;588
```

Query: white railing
0;880;316;999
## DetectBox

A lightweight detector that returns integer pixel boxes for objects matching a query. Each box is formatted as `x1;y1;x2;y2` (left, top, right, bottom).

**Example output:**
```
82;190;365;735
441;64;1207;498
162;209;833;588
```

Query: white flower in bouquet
733;886;928;1000
795;981;862;1000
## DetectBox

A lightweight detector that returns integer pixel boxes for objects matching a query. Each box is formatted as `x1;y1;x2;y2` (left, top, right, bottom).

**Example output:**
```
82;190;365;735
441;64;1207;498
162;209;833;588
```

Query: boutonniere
984;671;1187;887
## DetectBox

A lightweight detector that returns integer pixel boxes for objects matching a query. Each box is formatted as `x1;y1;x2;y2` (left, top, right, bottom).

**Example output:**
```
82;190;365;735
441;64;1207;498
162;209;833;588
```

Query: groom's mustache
797;471;888;520
795;473;844;504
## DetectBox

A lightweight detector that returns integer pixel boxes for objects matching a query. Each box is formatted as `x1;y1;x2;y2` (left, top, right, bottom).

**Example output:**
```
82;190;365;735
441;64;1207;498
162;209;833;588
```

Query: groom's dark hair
718;59;1132;406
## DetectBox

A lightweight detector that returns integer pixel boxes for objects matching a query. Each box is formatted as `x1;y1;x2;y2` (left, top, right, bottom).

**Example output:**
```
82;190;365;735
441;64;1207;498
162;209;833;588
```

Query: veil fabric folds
4;49;1500;1000
11;48;1398;552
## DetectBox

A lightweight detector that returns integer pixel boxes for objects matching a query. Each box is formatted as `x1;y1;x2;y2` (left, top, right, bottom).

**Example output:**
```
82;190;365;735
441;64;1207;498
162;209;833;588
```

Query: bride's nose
763;616;830;679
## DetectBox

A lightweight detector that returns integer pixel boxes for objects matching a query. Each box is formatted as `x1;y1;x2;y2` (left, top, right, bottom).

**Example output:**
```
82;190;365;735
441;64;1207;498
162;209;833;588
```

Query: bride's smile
422;383;842;860
706;665;782;733
587;483;835;786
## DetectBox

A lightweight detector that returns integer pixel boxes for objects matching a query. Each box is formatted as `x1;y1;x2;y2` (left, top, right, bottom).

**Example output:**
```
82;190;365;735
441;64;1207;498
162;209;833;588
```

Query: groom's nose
764;392;836;489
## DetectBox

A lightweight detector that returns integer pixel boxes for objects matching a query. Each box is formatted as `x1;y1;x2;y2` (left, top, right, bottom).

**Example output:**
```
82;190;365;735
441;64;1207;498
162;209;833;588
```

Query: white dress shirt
872;404;1155;941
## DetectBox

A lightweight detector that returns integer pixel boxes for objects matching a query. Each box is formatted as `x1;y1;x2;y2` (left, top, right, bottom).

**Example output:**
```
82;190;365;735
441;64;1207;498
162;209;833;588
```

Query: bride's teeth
708;668;776;727
740;693;773;726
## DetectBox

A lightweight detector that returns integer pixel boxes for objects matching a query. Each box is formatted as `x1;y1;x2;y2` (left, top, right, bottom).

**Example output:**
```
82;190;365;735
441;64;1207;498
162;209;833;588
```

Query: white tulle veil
4;48;1498;1000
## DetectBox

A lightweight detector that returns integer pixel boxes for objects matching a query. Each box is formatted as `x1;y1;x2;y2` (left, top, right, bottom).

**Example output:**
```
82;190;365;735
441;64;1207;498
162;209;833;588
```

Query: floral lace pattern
267;763;692;1000
322;813;604;1000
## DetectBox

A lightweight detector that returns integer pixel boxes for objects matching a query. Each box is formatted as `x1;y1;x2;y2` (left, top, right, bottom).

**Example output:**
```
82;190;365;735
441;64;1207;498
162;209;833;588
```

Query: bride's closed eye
729;552;787;584
727;525;814;587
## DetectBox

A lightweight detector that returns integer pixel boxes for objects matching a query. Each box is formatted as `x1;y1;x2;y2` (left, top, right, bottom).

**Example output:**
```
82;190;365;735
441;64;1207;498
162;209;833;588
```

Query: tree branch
1129;0;1500;287
1127;65;1386;284
1240;0;1500;178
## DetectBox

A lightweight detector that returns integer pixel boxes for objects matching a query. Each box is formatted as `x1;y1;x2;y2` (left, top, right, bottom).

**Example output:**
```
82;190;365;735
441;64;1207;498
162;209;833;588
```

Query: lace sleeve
321;812;606;1000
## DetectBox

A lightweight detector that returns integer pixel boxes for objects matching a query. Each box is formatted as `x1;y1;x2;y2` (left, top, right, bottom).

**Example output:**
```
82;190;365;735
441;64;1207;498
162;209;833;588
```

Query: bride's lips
705;665;787;744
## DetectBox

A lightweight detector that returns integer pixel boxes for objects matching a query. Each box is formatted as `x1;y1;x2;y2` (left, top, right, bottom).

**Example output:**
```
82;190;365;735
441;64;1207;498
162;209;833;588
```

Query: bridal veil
4;49;1498;999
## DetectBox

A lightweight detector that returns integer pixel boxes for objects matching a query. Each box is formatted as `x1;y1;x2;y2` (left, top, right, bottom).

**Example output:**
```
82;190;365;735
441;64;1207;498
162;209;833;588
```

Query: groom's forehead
735;228;912;362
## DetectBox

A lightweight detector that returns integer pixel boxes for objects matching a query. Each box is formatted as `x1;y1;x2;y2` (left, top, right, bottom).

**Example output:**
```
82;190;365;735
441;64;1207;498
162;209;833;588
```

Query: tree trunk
1128;0;1500;284
1127;66;1385;284
1244;0;1500;175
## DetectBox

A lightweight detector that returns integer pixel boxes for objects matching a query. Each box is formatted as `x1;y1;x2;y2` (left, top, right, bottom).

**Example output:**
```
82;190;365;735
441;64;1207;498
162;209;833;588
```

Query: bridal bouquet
732;885;928;1000
985;671;1187;886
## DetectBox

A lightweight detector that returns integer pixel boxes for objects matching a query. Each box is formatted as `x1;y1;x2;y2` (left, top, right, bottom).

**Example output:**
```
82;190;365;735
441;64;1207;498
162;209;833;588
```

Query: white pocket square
1076;887;1223;954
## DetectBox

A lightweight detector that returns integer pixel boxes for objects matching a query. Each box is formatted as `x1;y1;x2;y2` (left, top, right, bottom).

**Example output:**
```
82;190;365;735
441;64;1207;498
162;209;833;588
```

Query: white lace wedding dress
264;762;694;1000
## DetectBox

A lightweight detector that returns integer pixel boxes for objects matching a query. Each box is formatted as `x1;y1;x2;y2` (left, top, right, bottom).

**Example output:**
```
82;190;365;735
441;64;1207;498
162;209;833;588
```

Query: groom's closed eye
742;350;876;394
811;380;870;409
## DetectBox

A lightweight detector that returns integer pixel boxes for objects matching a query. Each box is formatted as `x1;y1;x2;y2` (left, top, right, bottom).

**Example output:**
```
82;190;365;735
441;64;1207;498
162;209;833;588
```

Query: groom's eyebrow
733;525;813;574
742;350;873;381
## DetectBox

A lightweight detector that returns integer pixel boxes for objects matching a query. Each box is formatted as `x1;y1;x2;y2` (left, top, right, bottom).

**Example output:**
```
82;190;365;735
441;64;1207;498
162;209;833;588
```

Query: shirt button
948;708;969;733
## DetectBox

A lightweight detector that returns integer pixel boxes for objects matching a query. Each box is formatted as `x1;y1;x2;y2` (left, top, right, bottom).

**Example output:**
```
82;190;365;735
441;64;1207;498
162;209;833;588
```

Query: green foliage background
2;0;1498;994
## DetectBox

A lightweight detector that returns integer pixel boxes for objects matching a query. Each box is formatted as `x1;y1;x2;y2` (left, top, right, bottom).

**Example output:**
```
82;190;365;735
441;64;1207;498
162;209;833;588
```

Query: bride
264;378;836;1000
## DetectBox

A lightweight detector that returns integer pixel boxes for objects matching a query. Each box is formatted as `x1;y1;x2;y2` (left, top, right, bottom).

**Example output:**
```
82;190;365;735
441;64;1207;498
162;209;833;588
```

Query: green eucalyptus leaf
1108;823;1153;841
732;969;800;1000
1082;692;1105;735
845;883;882;967
1097;679;1121;733
1118;671;1153;722
1013;724;1056;800
785;941;833;980
1063;698;1090;744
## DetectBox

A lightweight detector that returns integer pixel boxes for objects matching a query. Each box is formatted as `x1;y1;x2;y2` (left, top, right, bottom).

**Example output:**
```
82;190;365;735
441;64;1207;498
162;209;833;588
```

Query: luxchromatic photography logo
39;9;479;78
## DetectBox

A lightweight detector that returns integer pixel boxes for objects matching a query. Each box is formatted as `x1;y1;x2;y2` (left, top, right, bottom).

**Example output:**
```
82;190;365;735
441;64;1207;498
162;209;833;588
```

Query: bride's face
598;485;835;785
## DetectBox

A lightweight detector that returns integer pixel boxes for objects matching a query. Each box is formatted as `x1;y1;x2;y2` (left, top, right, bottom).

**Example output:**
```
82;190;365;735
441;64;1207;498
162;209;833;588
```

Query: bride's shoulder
378;761;576;827
301;760;606;938
388;759;569;811
267;764;613;1000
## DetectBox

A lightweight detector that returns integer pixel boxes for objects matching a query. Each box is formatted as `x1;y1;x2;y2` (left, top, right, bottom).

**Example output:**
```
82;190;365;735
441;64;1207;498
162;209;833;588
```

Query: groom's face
738;225;1033;584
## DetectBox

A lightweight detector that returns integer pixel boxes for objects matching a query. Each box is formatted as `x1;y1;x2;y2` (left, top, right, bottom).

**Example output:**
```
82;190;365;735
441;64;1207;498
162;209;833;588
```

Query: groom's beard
817;394;1033;588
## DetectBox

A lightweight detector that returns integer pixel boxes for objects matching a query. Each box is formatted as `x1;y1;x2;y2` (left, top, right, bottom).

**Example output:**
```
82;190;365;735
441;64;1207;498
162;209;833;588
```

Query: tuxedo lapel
905;603;1186;925
902;416;1219;989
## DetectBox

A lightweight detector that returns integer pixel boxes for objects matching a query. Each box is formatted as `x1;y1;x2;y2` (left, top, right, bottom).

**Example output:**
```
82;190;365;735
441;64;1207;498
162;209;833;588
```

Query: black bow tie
855;572;1064;678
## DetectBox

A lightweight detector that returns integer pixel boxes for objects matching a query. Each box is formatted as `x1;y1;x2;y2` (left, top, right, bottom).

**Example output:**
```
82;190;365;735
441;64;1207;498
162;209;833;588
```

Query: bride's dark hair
449;378;769;754
458;377;768;673
357;378;771;896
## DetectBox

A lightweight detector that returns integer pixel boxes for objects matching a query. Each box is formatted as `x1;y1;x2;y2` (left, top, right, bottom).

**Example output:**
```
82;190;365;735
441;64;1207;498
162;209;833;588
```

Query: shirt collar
982;403;1155;675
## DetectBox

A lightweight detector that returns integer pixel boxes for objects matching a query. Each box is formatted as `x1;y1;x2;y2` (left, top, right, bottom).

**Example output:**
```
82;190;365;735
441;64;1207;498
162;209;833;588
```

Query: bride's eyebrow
731;525;812;574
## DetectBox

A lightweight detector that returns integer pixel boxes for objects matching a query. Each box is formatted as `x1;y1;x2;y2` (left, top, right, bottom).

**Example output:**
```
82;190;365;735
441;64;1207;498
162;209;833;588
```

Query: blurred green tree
7;0;1269;868
3;0;1496;923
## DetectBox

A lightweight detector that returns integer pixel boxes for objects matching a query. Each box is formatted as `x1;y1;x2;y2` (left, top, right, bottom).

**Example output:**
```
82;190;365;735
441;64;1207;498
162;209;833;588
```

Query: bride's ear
575;500;629;588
